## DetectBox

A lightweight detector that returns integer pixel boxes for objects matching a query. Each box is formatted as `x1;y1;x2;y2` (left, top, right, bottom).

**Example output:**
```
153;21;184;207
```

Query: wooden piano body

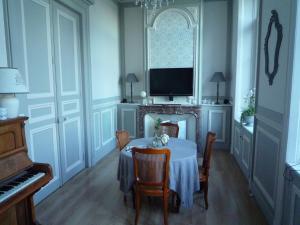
0;117;52;225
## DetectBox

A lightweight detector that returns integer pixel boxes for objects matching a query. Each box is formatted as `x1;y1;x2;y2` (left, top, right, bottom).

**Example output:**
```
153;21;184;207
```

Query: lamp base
0;94;20;118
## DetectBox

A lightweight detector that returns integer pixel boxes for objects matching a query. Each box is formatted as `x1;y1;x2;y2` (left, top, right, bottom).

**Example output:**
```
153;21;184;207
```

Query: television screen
149;68;194;96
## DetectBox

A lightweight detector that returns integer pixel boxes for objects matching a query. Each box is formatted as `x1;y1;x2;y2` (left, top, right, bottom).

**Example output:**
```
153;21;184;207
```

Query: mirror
264;10;283;86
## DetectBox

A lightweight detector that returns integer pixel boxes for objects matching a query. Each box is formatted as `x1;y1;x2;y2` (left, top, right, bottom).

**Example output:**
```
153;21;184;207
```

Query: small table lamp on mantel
0;68;28;118
210;72;226;104
126;73;139;103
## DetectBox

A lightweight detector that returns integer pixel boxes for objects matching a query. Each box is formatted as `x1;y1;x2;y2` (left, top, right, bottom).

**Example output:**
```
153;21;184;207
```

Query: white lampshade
0;68;28;94
0;68;28;118
140;91;147;98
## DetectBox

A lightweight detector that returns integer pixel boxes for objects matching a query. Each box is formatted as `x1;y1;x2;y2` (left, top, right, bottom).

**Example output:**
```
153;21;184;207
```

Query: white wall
202;1;228;98
0;0;7;67
89;0;121;100
230;0;238;100
257;0;290;114
123;7;144;97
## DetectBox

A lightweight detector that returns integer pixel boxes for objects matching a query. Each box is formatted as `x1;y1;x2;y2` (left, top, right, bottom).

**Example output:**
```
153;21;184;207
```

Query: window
233;0;259;121
286;2;300;165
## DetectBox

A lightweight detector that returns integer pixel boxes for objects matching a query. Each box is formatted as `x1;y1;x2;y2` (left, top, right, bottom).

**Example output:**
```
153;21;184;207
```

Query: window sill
287;162;300;176
243;124;254;134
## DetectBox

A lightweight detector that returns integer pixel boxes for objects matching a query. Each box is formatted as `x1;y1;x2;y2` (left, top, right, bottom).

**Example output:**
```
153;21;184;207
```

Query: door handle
57;117;68;123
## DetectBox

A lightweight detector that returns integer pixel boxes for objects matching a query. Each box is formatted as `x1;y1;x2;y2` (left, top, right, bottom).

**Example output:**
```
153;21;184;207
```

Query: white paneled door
53;2;85;183
7;0;85;202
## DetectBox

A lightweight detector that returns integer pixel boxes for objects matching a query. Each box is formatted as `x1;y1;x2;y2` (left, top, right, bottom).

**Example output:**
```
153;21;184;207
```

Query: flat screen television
149;68;194;98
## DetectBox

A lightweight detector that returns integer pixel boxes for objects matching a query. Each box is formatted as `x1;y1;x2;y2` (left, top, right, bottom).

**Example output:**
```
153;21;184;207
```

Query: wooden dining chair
160;122;179;138
199;132;216;209
132;147;171;225
116;130;130;151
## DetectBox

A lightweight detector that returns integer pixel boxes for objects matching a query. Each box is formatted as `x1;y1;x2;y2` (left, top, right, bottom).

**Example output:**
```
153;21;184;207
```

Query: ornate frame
264;10;283;86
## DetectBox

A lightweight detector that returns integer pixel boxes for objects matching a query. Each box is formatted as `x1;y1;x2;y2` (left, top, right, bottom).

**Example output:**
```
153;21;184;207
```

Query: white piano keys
0;172;45;204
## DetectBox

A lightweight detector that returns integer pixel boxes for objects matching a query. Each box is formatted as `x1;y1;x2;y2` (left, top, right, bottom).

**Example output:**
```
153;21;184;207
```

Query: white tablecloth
117;137;200;208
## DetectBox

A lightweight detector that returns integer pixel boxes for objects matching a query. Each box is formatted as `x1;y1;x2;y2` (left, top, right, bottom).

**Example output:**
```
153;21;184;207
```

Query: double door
8;0;85;202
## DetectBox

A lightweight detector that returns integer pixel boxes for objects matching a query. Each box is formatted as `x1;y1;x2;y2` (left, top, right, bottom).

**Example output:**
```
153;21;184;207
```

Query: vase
152;133;161;147
244;116;254;126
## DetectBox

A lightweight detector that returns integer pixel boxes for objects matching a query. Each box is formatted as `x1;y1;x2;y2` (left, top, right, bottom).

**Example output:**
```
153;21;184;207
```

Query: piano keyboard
0;171;45;204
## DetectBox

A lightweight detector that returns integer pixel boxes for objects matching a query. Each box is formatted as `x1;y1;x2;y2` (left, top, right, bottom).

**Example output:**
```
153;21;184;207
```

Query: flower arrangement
241;89;256;125
152;118;170;147
160;134;170;146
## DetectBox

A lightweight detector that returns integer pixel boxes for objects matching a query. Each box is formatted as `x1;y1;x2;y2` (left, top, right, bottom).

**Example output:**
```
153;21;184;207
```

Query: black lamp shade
126;73;139;83
210;72;226;83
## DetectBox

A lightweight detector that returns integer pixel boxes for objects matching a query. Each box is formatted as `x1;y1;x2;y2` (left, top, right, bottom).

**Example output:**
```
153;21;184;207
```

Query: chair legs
134;192;169;225
123;188;135;208
204;181;208;209
132;188;135;208
134;191;140;225
163;194;169;225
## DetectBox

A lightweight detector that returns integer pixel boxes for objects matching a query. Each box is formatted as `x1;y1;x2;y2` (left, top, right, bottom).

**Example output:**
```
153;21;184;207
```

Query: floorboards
36;149;268;225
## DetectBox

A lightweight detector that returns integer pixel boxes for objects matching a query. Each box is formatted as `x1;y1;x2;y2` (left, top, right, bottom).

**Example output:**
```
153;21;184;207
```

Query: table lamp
210;72;226;104
126;73;139;103
0;68;28;118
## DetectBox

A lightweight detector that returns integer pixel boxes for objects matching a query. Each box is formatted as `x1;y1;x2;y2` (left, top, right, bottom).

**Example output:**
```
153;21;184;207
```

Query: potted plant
241;89;255;126
241;105;255;125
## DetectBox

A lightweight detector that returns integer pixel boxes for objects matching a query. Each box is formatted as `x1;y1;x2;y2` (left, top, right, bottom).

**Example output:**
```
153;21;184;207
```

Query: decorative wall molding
57;9;80;96
208;109;226;143
234;126;241;156
148;7;197;29
255;114;282;132
92;97;119;158
145;4;202;103
242;134;250;170
62;116;83;173
101;108;114;146
80;0;95;6
28;102;56;124
29;123;60;185
289;184;300;225
121;107;137;138
20;0;55;99
253;125;280;209
62;99;80;116
256;105;283;125
93;100;120;110
93;111;101;151
93;96;120;105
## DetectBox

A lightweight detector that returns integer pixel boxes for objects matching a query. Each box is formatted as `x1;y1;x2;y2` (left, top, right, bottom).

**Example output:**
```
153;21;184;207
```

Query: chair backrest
116;130;130;151
160;122;179;138
132;148;171;190
202;132;216;177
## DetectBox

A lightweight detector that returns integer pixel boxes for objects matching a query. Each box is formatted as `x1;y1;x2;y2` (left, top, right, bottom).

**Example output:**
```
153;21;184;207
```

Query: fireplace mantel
137;104;201;152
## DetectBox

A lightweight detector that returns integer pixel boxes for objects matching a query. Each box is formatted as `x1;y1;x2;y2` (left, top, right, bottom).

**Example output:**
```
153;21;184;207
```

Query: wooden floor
36;149;268;225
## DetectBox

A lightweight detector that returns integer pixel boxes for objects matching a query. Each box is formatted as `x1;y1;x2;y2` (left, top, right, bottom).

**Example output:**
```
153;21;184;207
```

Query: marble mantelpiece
137;104;201;152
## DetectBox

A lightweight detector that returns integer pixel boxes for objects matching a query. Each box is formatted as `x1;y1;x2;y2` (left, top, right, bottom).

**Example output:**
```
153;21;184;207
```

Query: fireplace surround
137;104;201;152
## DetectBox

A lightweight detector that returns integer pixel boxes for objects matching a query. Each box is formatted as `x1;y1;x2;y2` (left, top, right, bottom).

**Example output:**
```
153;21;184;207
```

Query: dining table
117;137;200;208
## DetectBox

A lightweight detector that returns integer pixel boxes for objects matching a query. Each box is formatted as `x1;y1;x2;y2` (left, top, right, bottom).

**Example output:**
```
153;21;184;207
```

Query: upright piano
0;117;53;225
